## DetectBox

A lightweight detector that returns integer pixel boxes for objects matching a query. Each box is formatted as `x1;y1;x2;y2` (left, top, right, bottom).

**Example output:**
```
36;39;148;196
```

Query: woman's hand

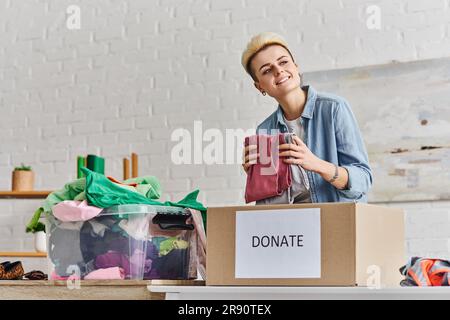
242;144;258;174
278;135;323;173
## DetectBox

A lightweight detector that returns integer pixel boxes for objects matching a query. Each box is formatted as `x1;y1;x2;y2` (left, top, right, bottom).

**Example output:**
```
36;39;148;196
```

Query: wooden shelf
0;252;47;258
0;191;52;199
0;280;166;300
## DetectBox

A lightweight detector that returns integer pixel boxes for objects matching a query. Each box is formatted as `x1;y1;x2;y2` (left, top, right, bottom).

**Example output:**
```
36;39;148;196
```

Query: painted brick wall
382;200;450;261
1;0;449;260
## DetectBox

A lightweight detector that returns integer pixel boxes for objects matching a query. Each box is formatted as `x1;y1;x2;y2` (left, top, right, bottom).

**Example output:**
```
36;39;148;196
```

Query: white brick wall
379;200;450;260
1;0;449;262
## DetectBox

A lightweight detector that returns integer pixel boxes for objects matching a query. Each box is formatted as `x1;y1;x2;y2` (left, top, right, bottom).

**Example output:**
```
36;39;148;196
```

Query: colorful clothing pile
400;257;450;286
27;167;207;280
48;208;204;280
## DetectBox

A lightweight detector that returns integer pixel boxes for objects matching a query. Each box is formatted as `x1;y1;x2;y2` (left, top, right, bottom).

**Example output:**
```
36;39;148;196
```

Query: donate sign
235;208;321;279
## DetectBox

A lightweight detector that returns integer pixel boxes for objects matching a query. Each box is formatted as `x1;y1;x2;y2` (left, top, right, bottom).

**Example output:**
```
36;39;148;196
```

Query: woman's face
250;45;301;98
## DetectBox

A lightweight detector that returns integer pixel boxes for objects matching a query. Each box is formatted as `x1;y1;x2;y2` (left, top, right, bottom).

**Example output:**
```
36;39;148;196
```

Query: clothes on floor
400;257;450;286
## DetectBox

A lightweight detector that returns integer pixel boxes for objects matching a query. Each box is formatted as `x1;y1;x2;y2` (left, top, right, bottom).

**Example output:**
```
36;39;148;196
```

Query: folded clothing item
244;133;292;203
256;133;311;205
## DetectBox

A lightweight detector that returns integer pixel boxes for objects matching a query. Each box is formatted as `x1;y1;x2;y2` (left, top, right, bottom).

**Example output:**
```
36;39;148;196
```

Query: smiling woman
241;32;373;204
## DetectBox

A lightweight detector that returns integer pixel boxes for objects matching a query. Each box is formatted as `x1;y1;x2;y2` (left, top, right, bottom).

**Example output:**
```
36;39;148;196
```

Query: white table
150;285;450;300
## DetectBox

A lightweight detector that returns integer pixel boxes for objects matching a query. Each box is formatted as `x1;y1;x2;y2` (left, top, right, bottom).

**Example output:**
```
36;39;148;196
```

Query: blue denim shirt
256;85;373;203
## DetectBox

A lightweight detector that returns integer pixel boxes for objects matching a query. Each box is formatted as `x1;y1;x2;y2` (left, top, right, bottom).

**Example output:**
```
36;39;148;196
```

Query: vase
34;231;47;253
11;170;34;191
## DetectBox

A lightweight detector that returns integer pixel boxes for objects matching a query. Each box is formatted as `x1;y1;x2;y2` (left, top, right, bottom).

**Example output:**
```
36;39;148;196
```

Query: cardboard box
206;203;405;287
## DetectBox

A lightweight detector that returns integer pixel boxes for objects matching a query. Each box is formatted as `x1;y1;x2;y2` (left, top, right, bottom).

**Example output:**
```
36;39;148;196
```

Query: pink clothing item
50;271;81;281
244;134;292;203
53;200;103;222
84;267;125;280
187;209;206;280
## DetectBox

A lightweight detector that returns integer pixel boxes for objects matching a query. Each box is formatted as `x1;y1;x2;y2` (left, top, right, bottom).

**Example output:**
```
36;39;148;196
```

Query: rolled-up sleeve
333;99;373;200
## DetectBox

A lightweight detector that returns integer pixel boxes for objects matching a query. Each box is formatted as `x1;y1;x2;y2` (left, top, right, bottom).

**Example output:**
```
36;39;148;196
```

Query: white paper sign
235;208;321;279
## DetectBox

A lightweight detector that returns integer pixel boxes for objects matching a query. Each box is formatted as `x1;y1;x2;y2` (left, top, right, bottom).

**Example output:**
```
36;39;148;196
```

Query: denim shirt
256;85;373;203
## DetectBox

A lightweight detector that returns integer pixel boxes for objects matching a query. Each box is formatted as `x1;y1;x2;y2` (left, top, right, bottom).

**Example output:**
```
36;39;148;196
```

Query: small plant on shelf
12;163;34;191
14;163;32;171
26;208;46;253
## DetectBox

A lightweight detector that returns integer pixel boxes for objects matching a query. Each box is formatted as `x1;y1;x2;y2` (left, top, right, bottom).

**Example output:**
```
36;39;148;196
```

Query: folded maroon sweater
244;134;292;203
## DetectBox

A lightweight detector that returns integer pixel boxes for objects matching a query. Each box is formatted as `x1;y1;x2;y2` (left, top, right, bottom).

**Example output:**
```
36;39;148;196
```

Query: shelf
0;252;47;258
0;191;52;199
0;280;165;300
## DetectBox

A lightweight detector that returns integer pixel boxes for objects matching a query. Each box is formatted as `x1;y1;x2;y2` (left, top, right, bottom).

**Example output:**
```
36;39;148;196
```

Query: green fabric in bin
26;167;207;235
123;176;161;200
81;167;207;215
43;178;86;213
26;178;87;233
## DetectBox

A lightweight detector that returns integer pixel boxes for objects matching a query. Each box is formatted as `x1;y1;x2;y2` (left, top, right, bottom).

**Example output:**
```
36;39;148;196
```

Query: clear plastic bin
46;204;199;280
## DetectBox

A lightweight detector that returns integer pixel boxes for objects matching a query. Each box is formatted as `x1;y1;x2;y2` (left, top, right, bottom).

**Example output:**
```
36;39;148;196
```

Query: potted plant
33;224;46;253
12;163;34;191
26;208;46;253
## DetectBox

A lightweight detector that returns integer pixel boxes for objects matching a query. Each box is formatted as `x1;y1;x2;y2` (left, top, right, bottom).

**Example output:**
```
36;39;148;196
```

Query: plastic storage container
46;204;200;280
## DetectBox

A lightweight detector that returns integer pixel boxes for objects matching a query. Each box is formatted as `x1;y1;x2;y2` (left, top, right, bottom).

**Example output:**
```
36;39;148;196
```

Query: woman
242;32;372;203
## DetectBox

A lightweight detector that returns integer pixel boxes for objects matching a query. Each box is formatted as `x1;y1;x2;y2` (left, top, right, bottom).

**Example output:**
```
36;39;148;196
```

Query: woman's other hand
278;135;323;173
